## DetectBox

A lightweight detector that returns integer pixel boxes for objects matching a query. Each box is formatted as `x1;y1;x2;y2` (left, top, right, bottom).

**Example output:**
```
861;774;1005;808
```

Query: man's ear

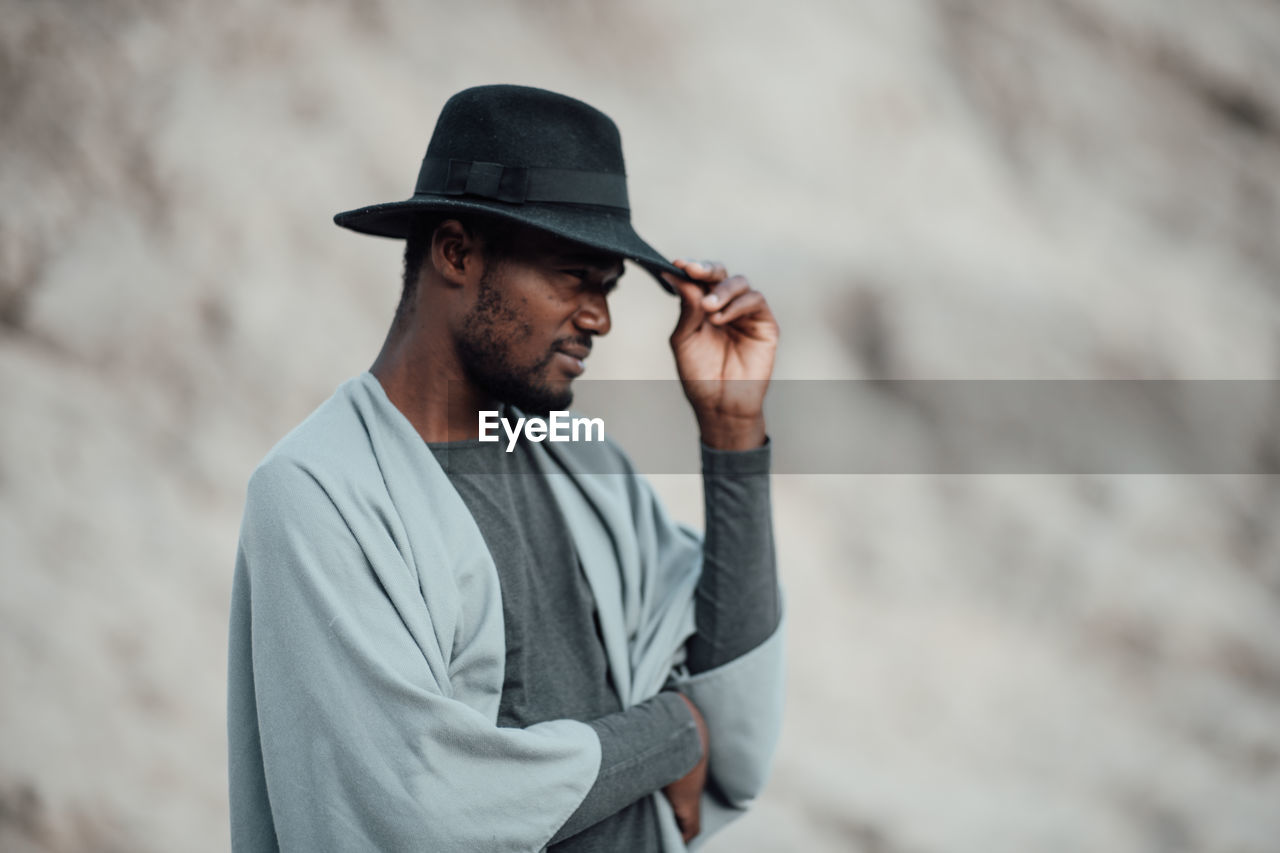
431;219;478;288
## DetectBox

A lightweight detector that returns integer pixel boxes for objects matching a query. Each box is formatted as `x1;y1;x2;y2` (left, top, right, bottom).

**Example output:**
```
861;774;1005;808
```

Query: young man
227;85;784;852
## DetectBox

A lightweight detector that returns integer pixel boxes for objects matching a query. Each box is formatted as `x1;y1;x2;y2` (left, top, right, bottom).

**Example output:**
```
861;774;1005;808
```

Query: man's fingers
708;289;768;326
667;275;706;342
699;260;728;282
701;274;750;313
673;258;728;284
675;810;694;843
680;811;701;842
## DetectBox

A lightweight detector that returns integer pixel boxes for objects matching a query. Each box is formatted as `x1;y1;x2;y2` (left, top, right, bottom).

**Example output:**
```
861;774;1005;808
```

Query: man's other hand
663;692;710;843
663;260;778;451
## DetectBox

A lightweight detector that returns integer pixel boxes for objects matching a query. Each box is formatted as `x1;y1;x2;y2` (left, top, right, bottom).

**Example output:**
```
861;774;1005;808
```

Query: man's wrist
664;689;708;760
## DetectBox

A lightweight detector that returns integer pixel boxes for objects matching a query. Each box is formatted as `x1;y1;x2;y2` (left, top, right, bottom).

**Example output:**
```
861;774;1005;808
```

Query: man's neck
370;326;493;443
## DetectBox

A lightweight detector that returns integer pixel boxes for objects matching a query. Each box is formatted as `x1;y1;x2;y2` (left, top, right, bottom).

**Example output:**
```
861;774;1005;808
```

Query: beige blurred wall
3;1;1280;851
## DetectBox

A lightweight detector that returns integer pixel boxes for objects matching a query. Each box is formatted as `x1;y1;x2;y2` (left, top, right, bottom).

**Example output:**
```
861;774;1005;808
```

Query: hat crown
332;85;681;293
424;85;626;174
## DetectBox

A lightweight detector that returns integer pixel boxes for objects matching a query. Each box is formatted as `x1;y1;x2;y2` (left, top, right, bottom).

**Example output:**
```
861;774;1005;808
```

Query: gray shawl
227;372;785;851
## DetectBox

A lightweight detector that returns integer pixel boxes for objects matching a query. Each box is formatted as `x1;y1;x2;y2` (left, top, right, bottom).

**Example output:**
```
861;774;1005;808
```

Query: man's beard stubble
454;265;581;417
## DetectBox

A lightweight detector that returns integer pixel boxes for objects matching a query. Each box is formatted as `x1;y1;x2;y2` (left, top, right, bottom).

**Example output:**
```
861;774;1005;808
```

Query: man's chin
505;381;573;417
462;362;574;416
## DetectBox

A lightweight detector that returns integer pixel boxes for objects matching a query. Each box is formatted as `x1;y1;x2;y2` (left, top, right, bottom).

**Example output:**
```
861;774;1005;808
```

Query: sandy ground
3;1;1280;850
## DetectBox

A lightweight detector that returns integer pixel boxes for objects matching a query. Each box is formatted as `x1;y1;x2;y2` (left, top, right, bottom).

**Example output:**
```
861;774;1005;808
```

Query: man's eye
562;269;589;281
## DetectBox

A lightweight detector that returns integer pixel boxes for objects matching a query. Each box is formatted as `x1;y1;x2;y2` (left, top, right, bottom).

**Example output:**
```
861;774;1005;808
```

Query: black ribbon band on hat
415;157;630;210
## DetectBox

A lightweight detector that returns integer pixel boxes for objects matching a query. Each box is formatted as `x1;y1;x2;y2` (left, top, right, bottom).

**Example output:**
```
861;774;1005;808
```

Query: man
227;85;784;852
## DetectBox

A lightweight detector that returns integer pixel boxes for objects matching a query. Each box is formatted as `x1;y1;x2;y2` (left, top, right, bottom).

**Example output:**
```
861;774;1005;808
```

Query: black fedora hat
334;85;684;293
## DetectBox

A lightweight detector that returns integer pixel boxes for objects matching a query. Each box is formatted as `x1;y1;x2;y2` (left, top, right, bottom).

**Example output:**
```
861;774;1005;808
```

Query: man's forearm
549;691;702;844
686;439;780;674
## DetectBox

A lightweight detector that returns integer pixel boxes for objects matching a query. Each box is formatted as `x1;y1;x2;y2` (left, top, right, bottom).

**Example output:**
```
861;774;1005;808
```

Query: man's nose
574;292;611;337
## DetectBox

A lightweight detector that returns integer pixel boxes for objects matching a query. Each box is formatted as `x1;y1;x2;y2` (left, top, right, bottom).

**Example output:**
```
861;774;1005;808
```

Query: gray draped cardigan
227;372;785;851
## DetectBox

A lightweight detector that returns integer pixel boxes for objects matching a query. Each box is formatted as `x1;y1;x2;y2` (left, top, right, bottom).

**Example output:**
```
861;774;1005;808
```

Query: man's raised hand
663;260;779;451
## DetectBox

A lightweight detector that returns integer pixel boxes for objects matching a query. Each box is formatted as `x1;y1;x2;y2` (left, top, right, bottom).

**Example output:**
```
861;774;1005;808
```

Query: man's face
454;228;623;415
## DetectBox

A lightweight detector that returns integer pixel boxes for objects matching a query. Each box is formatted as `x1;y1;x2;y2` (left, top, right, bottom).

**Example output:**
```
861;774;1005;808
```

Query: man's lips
553;342;591;377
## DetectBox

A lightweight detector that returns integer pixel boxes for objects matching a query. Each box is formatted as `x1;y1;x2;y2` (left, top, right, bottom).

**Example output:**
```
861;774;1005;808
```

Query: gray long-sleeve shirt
428;434;777;851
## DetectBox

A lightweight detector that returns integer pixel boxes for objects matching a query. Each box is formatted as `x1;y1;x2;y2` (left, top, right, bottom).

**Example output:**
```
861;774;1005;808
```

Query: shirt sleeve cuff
700;436;772;476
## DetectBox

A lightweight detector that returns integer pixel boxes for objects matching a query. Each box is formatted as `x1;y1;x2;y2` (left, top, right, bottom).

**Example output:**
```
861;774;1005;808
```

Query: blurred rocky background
3;0;1280;850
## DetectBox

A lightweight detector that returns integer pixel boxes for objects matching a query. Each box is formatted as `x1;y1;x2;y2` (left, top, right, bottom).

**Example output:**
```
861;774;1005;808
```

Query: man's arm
687;439;779;673
666;258;781;676
661;258;782;842
548;690;703;844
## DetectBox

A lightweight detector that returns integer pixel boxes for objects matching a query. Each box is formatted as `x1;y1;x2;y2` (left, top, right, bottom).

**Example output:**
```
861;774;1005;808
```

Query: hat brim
334;197;688;294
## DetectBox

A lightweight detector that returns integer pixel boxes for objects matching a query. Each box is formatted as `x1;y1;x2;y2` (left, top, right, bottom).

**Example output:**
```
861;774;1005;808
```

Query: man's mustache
554;335;593;355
